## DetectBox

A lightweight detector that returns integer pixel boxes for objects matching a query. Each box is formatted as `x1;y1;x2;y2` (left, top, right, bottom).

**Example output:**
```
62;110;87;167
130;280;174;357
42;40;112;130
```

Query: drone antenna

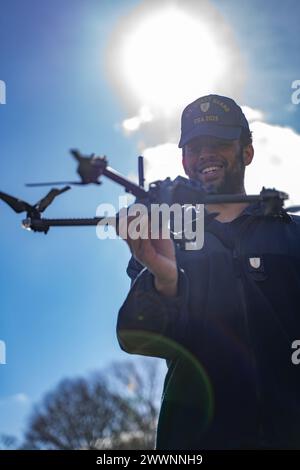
138;156;145;188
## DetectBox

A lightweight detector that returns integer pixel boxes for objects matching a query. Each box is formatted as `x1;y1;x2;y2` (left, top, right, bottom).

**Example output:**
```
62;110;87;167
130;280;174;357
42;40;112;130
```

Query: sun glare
120;8;227;113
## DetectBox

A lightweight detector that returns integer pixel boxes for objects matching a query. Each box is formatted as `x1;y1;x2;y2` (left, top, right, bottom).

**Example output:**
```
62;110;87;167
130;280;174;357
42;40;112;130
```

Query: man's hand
117;213;178;297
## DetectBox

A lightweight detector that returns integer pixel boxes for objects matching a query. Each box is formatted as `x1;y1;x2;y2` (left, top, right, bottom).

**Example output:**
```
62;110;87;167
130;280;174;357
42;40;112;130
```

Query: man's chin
190;174;234;195
201;180;223;195
189;177;219;194
200;176;243;195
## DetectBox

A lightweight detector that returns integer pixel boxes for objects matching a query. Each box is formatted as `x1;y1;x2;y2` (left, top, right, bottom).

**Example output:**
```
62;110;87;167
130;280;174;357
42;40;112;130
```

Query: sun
119;7;227;113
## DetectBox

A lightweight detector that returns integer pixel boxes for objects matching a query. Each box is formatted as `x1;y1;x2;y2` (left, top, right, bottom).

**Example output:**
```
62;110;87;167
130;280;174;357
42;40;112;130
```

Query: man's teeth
201;166;221;174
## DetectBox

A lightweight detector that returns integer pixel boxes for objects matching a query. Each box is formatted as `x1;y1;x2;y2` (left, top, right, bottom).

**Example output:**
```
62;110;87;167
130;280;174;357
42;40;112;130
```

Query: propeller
0;186;70;218
26;181;85;187
26;150;107;187
285;206;300;213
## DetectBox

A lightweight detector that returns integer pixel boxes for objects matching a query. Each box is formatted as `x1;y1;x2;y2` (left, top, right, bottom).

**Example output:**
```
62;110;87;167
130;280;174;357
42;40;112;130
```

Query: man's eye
189;146;201;153
187;141;233;153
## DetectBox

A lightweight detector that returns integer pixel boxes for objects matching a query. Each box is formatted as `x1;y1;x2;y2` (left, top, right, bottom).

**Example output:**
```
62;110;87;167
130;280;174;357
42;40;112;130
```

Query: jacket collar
205;201;292;222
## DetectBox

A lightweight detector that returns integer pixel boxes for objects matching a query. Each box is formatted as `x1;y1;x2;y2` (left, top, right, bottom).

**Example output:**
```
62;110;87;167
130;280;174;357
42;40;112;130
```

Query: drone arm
102;167;147;198
22;215;119;234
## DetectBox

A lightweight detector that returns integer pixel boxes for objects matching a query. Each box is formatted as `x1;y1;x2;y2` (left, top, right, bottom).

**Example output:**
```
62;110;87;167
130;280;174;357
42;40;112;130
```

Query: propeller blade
70;148;84;162
285;206;300;213
35;186;71;212
0;191;33;214
26;181;82;187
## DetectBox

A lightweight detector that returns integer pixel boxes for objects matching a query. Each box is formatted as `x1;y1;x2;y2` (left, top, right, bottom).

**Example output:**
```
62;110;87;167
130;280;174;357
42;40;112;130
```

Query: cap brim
178;124;242;148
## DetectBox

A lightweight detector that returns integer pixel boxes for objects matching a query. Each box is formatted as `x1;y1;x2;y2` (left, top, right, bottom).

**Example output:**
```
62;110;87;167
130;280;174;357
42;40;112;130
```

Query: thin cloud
0;393;30;406
142;143;184;185
247;119;300;205
122;106;153;134
242;106;264;123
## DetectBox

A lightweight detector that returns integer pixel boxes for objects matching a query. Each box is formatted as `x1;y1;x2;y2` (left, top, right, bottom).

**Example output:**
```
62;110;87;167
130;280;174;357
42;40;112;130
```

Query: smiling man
180;95;254;222
117;94;300;450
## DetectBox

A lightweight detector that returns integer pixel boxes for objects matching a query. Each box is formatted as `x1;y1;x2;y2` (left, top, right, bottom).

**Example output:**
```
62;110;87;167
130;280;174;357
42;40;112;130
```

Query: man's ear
243;144;254;166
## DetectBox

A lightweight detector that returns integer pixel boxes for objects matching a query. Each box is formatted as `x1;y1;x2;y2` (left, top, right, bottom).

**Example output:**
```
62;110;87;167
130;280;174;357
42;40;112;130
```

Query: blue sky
0;0;300;441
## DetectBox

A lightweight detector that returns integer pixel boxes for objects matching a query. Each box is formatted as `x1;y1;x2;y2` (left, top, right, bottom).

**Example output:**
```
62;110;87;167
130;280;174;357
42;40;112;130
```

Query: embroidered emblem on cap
249;257;261;269
200;102;210;112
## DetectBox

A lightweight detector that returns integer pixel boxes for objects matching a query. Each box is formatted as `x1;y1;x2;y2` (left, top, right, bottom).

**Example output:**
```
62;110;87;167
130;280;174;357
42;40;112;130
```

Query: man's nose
197;144;218;158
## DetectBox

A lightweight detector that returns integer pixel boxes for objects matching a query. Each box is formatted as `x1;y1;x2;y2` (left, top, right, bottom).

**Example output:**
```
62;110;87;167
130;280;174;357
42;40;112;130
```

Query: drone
26;149;108;186
1;150;300;235
1;152;147;233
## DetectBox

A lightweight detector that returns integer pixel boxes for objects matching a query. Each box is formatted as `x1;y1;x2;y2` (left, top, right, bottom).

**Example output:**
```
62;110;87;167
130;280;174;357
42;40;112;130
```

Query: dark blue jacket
117;203;300;449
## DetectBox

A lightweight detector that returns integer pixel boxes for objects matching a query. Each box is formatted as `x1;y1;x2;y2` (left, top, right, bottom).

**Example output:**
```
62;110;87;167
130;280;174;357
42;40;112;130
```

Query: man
116;94;300;449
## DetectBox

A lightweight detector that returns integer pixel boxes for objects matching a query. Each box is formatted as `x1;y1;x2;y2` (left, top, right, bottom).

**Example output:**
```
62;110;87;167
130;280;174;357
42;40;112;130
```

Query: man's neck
206;194;250;222
205;203;250;222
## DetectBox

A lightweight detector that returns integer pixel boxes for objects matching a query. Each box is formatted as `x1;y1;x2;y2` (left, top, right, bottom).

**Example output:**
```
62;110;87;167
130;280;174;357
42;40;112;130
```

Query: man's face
182;135;250;194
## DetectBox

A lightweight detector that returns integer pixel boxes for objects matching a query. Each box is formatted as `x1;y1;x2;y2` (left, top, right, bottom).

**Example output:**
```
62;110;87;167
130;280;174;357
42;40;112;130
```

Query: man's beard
199;149;245;195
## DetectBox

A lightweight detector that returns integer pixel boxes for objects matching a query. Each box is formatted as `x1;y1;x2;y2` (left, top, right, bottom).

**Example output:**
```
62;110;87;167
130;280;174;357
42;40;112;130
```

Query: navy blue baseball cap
178;94;250;148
